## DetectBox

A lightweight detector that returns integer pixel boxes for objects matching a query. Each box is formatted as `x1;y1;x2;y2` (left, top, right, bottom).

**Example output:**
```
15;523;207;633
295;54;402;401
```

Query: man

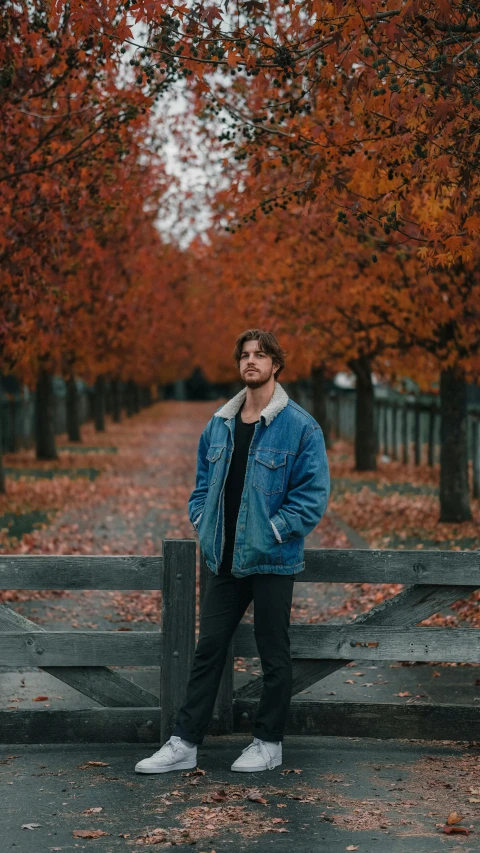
135;328;330;774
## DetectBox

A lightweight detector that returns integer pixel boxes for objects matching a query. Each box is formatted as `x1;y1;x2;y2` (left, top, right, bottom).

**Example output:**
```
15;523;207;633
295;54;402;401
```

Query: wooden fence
0;541;196;744
327;394;480;497
203;547;480;742
1;541;479;743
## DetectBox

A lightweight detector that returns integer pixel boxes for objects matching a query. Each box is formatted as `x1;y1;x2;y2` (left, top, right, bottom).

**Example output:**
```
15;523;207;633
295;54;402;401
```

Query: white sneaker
135;736;197;774
231;737;282;772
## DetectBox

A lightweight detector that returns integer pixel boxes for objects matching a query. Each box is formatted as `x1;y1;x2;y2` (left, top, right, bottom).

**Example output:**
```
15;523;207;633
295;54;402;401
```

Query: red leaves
253;24;269;39
202;5;223;27
442;826;470;834
446;810;464;824
441;811;470;834
244;0;267;11
358;0;374;13
247;790;268;804
73;829;110;838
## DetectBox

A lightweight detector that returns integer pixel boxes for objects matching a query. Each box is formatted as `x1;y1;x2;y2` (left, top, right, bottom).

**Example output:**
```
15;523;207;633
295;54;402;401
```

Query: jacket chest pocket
206;444;225;486
253;450;287;495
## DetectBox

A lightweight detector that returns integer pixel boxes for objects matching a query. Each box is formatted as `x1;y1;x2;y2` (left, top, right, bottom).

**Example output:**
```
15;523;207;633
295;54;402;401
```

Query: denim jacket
188;381;330;577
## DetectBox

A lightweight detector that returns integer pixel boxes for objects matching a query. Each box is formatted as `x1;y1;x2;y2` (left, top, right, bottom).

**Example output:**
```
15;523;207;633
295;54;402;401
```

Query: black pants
172;566;295;745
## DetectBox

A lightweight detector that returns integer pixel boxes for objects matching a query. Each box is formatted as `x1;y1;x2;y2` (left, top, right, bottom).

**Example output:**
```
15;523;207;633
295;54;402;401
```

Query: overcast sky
119;20;228;247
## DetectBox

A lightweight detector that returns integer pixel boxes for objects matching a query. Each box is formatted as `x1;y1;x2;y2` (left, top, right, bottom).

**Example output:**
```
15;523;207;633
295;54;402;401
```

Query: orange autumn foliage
0;1;190;390
69;0;480;266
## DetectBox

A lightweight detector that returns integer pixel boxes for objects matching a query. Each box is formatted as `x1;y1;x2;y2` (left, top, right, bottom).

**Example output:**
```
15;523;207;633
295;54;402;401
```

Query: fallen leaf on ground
21;823;41;830
442;826;470;835
82;807;103;815
77;761;110;769
32;696;49;702
202;790;228;803
394;691;411;697
447;811;464;825
346;846;359;851
73;829;110;838
247;790;268;804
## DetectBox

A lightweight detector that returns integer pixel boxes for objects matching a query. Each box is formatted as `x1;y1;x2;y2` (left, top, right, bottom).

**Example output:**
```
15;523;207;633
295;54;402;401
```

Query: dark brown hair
233;329;287;380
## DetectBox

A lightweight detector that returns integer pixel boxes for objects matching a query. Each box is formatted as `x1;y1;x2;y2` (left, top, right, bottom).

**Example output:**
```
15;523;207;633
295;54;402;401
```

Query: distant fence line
0;379;160;454
0;382;88;453
325;392;480;498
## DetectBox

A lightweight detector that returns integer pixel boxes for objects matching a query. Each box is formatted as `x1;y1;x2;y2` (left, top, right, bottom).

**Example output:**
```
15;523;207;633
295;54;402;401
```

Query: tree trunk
311;364;331;448
94;374;106;432
0;385;5;494
439;366;472;522
111;378;122;423
350;356;376;471
35;367;58;460
66;376;82;442
133;382;140;413
126;380;136;416
105;381;112;415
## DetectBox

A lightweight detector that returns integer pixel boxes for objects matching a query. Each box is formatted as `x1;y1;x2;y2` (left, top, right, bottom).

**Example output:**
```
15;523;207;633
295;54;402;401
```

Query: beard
244;368;274;388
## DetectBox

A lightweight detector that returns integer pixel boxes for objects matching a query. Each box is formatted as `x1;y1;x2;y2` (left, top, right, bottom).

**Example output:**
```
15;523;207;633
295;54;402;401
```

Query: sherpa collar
213;381;289;427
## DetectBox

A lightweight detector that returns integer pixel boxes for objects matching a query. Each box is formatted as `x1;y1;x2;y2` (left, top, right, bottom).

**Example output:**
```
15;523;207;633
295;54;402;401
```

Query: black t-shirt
219;404;259;574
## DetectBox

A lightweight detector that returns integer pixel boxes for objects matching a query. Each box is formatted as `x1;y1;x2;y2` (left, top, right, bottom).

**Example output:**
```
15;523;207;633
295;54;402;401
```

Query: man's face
239;340;276;387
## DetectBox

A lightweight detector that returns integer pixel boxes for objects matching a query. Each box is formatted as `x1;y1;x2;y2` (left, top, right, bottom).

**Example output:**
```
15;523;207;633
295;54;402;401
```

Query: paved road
3;737;479;852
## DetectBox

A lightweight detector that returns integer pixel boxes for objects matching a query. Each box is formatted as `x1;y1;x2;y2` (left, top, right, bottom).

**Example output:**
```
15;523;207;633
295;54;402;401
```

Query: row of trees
0;2;193;491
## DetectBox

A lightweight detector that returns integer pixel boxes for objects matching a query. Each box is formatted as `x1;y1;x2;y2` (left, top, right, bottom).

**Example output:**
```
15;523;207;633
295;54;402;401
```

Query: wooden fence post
374;402;380;454
472;418;480;499
199;550;234;735
428;405;436;467
414;404;421;465
382;400;388;456
335;395;341;439
160;539;197;745
402;404;409;465
391;402;398;461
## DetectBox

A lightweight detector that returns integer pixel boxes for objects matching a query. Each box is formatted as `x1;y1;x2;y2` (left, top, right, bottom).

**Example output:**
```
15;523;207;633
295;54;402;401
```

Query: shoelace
152;738;179;760
241;739;277;770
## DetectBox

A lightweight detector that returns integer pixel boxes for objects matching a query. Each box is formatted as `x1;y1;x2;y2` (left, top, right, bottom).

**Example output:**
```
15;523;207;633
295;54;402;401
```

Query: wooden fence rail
0;542;479;743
